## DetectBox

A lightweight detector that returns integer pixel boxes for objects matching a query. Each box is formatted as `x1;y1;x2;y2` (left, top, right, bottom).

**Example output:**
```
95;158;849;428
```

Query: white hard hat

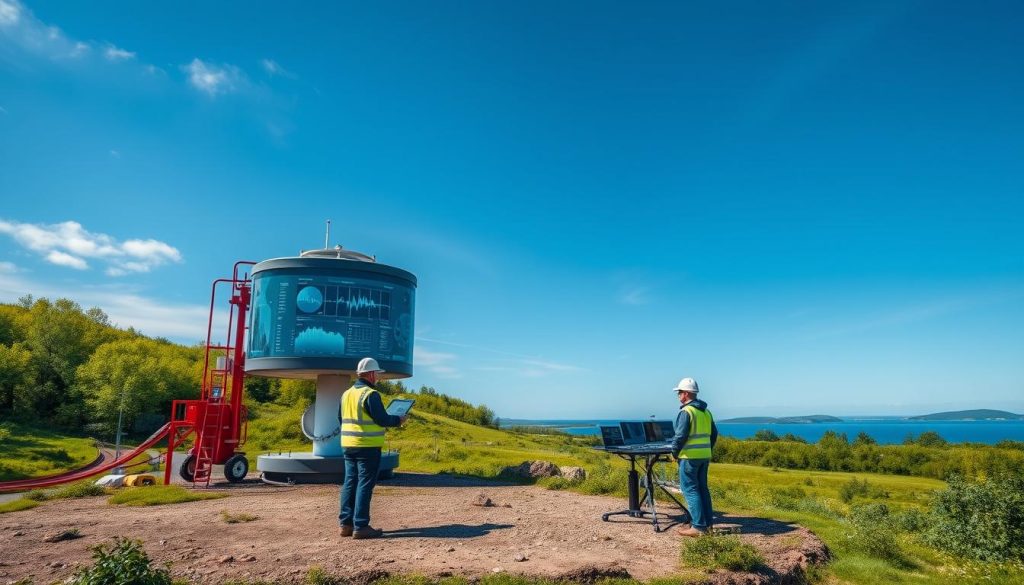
356;357;385;375
673;377;699;394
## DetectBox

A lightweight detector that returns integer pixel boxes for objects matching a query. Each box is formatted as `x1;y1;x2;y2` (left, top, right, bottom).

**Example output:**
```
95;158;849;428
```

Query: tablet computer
386;398;415;417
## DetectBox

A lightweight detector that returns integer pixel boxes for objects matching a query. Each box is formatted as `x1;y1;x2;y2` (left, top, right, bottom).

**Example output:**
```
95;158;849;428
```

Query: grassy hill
6;395;1024;584
0;421;99;481
242;400;1024;585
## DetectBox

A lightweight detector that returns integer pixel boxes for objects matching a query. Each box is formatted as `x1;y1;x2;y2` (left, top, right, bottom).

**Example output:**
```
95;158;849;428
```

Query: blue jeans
679;458;713;531
339;447;382;529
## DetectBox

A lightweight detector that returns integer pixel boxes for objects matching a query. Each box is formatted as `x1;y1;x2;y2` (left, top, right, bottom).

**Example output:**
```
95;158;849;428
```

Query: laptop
619;421;646;446
599;425;625;447
643;420;676;443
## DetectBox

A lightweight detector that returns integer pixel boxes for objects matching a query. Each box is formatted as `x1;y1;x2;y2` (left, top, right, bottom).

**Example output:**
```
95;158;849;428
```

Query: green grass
680;534;765;572
107;485;227;507
221;509;259;523
0;421;100;481
247;401;601;479
0;497;39;513
11;404;1024;584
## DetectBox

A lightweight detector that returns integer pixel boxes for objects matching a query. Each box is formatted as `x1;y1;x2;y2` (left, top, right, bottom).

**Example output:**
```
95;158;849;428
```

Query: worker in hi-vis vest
338;357;407;539
670;377;719;537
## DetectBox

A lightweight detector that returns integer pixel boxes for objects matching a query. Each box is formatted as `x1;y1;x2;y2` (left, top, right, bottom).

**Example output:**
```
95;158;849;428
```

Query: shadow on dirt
383;472;515;488
715;515;799;536
385;522;515;538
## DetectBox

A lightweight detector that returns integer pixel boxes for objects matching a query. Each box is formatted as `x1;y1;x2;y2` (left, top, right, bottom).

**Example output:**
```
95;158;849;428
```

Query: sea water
499;418;1024;445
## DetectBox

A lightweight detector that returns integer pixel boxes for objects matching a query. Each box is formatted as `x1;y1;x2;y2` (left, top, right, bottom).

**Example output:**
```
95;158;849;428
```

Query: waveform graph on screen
293;324;346;356
338;287;391;319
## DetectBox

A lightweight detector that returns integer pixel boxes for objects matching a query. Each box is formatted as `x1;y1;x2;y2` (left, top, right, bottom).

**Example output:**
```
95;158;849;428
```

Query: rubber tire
224;454;249;483
179;453;196;482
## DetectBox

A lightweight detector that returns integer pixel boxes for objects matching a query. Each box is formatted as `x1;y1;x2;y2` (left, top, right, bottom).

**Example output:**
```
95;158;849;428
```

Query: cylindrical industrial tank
246;249;417;379
250;247;416;479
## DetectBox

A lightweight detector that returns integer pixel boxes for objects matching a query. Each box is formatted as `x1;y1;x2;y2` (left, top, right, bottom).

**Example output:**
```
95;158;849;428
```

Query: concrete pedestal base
257;451;399;484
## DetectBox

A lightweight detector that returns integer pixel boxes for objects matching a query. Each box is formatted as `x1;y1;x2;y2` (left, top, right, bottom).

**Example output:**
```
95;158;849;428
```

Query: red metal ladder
192;400;226;486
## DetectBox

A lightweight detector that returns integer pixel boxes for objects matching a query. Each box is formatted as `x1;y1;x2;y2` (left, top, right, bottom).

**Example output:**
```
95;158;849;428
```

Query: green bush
52;481;108;499
680;534;765;572
70;537;172;585
893;508;927;533
845;503;905;564
839;478;870;503
923;475;1024;561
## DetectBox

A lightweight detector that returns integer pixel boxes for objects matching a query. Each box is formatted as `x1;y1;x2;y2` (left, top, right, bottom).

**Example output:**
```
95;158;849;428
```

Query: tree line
714;429;1024;480
0;297;497;440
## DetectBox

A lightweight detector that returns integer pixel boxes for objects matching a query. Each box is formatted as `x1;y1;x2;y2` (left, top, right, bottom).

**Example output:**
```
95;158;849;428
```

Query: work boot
339;525;353;537
352;526;384;540
676;526;705;538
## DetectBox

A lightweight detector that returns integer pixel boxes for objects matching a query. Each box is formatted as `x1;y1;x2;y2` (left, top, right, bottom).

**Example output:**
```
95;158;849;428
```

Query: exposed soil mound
0;473;828;584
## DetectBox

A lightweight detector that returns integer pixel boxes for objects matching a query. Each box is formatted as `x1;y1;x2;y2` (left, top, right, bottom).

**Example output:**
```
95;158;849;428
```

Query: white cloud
0;261;18;273
109;149;120;158
0;0;20;26
183;58;246;97
414;346;461;378
418;336;584;378
0;271;211;341
260;58;293;78
69;41;90;58
618;285;650;306
103;44;135;61
45;250;88;270
0;218;182;276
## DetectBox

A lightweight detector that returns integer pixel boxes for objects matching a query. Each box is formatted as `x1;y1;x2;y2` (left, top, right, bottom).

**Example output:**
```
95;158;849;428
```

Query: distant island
908;409;1024;421
719;415;843;424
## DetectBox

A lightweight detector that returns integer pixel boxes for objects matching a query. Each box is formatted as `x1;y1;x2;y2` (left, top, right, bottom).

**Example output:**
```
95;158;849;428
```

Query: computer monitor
643;420;676;442
599;425;625;447
643;421;664;442
619;421;646;445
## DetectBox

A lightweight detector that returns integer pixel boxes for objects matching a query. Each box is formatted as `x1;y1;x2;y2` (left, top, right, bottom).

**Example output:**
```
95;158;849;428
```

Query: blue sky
1;1;1022;419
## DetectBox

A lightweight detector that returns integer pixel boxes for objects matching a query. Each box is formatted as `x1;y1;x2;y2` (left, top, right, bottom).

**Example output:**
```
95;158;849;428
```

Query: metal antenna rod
325;219;332;249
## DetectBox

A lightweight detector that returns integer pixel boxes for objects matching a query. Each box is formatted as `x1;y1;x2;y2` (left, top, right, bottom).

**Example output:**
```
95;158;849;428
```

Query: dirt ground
0;473;828;584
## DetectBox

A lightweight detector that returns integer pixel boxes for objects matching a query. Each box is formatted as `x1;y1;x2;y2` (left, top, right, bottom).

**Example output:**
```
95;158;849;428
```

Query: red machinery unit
164;261;255;486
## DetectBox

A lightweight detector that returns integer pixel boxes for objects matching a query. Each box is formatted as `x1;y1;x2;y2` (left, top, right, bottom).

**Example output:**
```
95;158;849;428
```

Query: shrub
52;482;107;499
893;508;927;533
680;534;765;572
24;489;50;501
838;477;871;504
305;567;342;585
923;475;1024;561
70;537;172;585
845;503;905;564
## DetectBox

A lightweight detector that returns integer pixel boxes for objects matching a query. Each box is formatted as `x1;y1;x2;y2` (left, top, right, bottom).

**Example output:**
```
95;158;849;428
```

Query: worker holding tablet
339;357;408;539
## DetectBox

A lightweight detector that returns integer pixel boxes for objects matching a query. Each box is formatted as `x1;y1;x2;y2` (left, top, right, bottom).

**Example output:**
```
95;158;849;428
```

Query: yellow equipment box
123;474;157;487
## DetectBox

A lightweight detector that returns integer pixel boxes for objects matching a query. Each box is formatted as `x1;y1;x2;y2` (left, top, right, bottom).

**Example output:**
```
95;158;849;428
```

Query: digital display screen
385;399;414;417
643;421;664;442
620;422;646;445
248;273;415;363
600;425;624;447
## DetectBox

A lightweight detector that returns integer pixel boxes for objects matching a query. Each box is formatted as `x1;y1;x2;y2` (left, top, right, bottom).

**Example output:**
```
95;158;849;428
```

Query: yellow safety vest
340;385;386;448
677;404;713;460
